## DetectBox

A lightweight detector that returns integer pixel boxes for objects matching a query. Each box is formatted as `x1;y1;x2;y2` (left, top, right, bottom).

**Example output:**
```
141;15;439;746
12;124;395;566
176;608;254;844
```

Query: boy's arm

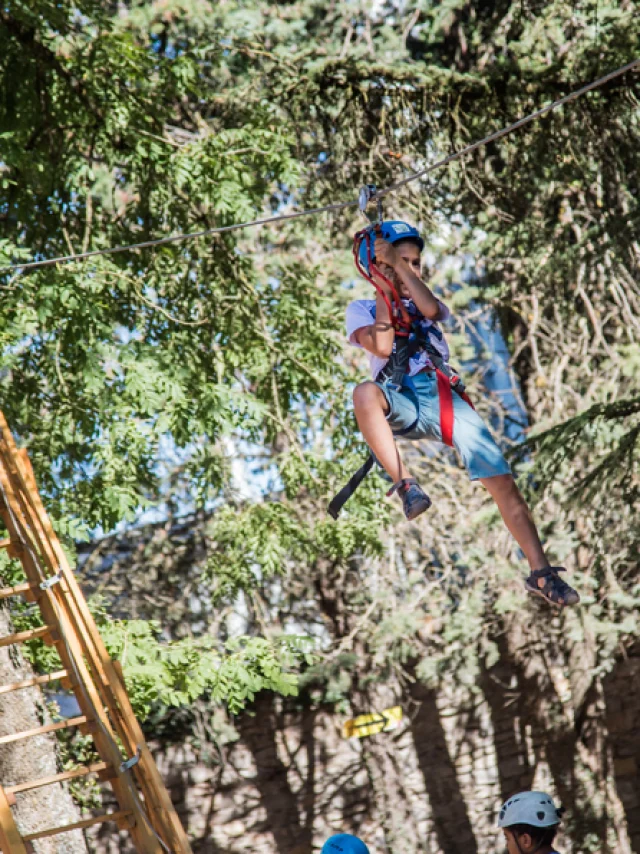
395;259;443;320
375;239;444;321
350;270;396;358
354;291;395;358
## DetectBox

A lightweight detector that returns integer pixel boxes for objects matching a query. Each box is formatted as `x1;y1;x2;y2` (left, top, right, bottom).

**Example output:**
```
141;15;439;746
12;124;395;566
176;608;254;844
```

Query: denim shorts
376;371;511;481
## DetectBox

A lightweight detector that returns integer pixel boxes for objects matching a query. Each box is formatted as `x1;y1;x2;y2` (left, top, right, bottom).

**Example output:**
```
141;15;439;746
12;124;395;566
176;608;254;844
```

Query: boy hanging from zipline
329;218;579;608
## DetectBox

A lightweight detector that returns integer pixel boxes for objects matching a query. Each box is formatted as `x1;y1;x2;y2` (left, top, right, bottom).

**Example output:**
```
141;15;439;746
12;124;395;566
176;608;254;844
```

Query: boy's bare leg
479;473;549;571
353;382;411;483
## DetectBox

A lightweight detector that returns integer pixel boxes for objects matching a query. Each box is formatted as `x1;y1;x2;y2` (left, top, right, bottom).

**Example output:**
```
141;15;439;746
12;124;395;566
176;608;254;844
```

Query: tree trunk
239;692;311;854
501;610;610;848
479;656;534;800
603;643;640;854
407;678;477;854
359;730;428;854
0;606;88;854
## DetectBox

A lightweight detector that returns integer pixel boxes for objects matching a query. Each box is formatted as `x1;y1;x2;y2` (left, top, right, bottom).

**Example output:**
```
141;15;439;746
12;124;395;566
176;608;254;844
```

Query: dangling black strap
327;454;375;519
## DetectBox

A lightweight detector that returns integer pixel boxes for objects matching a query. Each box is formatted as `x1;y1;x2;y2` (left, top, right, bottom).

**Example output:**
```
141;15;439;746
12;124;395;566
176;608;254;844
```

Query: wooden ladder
0;412;193;854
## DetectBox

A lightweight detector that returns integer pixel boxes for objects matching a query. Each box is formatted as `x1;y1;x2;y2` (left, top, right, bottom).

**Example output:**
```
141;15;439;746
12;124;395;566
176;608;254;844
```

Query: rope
1;58;637;276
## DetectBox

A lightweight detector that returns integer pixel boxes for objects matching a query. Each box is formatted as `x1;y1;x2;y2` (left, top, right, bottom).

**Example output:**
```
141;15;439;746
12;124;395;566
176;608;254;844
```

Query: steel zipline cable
1;58;638;276
379;57;639;196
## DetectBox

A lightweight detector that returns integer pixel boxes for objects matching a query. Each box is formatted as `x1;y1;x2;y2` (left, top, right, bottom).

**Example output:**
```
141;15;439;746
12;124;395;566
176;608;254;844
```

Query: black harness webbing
327;454;375;520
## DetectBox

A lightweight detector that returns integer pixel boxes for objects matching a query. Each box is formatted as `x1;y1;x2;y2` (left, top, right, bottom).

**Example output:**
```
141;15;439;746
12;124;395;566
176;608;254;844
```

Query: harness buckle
450;373;466;394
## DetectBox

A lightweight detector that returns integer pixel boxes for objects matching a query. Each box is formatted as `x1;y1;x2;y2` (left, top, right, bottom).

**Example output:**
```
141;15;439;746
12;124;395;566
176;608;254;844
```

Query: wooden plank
0;786;28;854
107;662;194;852
0;715;87;746
0;537;24;559
2;445;61;577
0;448;140;793
0;625;53;649
6;762;110;795
26;546;185;852
5;452;173;846
2;447;117;704
0;424;184;853
0;441;162;849
0;582;34;601
0;441;61;601
29;587;164;853
22;810;133;842
0;670;68;697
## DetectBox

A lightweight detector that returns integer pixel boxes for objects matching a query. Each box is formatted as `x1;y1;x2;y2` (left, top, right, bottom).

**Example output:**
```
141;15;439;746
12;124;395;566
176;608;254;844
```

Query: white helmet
498;791;563;828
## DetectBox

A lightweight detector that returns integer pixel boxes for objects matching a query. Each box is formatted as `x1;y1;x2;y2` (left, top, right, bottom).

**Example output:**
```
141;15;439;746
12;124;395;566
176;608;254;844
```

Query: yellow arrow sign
342;706;403;739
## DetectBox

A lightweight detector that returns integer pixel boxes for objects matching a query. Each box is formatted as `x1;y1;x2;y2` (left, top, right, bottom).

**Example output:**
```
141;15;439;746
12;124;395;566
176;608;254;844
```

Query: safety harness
328;220;474;520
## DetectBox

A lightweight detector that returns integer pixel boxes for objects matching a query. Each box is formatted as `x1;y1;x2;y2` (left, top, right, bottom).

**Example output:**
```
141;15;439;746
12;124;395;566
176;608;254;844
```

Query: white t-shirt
345;298;451;380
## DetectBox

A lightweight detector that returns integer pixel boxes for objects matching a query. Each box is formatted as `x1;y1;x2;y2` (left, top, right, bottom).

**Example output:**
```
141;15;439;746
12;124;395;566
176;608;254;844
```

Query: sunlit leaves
98;615;315;716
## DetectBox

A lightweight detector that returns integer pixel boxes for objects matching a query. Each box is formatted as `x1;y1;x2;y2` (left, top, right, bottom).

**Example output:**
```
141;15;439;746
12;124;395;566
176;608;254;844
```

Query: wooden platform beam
5;763;111;796
0;716;88;746
22;811;133;842
0;626;54;649
0;788;27;854
0;412;192;853
0;582;34;601
0;670;68;697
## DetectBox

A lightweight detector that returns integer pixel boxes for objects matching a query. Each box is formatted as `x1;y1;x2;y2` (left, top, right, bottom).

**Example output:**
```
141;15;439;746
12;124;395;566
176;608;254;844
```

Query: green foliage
206;493;385;604
55;725;103;812
0;0;343;532
516;395;640;505
0;554;314;719
3;580;314;718
1;2;640;844
96;614;315;716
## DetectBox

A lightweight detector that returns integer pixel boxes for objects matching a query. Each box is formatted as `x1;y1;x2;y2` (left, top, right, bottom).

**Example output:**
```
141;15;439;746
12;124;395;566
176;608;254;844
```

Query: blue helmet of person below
357;220;424;275
321;833;370;854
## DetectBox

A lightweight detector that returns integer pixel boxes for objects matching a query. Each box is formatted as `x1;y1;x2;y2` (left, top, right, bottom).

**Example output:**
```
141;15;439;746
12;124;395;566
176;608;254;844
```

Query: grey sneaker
388;478;432;521
525;567;580;608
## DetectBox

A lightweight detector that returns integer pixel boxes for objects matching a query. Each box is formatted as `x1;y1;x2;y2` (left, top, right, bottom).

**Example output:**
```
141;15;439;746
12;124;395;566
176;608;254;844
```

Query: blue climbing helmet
321;834;370;854
357;220;424;275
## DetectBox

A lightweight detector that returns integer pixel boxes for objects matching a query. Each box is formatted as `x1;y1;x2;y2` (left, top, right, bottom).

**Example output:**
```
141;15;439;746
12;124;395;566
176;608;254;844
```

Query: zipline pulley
358;184;383;224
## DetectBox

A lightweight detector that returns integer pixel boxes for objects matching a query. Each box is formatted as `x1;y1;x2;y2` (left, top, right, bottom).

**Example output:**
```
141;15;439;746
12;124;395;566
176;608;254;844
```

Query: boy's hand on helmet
374;237;399;269
371;265;395;294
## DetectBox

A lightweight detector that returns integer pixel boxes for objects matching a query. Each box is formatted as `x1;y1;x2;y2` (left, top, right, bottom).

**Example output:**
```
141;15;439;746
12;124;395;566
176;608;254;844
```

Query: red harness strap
436;369;475;447
353;227;411;337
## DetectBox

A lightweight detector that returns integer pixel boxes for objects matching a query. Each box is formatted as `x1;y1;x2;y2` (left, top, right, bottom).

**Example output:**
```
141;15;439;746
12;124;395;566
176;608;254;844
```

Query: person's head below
498;791;563;854
321;833;370;854
357;220;424;298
